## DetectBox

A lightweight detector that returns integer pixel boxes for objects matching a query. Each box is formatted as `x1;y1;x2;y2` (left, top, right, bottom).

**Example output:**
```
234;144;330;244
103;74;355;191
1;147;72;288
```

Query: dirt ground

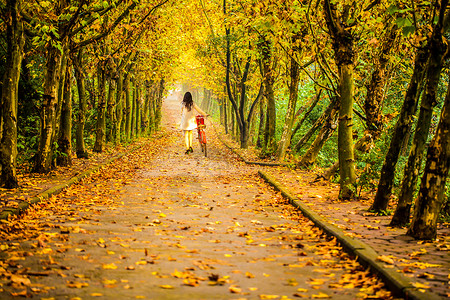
0;94;398;299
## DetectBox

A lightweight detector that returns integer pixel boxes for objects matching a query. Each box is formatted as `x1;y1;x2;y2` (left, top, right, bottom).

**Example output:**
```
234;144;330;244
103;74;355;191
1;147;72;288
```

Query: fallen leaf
102;263;118;269
159;285;174;289
259;295;279;299
229;285;242;293
376;255;394;265
312;292;331;298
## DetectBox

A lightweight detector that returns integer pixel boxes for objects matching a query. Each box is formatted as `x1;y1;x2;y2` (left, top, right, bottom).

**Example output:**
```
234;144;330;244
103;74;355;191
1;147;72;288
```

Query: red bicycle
195;115;207;157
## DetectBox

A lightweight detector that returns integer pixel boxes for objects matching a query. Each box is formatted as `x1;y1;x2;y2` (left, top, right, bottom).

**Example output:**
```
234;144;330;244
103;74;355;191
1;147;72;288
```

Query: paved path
0;95;394;299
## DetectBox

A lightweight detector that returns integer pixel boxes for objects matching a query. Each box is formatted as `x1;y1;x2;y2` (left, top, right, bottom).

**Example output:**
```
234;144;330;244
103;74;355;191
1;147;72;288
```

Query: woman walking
180;92;208;154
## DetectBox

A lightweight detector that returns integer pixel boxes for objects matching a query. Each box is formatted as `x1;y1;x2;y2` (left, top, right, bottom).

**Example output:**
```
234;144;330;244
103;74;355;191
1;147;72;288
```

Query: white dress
179;103;207;131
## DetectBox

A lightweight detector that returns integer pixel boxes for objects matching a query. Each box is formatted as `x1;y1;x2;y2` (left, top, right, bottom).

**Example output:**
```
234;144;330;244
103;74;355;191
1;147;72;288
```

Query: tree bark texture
370;46;429;212
57;65;72;166
407;77;450;240
114;73;124;142
93;62;107;152
74;51;88;158
34;47;63;173
0;0;24;188
323;0;356;199
260;37;277;154
124;74;132;141
106;76;116;142
392;1;449;227
364;24;398;139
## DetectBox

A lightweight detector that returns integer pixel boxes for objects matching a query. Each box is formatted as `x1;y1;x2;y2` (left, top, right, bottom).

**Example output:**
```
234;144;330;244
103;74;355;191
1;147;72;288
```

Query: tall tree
391;1;449;226
0;0;25;188
323;0;356;199
370;2;442;213
407;75;450;240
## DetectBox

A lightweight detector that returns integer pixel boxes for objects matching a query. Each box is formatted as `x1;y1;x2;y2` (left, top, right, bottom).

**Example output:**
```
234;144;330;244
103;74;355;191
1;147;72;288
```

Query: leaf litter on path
0;98;397;299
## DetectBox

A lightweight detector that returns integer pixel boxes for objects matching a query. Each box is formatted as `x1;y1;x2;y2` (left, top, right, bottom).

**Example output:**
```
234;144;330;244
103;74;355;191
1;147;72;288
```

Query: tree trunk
294;95;337;153
256;98;266;148
323;0;359;199
364;24;398;139
93;62;107;152
74;50;88;158
277;38;300;160
260;37;276;154
124;74;132;141
142;83;149;134
337;64;357;199
135;86;141;137
34;47;63;173
154;79;165;131
407;79;450;240
148;85;156;133
114;73;124;142
370;48;430;212
0;0;24;188
291;90;322;147
391;4;448;226
298;103;339;168
106;76;116;142
57;65;72;166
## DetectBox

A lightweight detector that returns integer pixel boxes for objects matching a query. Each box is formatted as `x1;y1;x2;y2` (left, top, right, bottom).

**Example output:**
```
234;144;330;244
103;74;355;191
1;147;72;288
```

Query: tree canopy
1;0;449;240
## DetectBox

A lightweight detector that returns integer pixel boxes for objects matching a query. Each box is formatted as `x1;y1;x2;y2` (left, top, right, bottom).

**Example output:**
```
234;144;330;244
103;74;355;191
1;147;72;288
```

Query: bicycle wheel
198;132;203;152
203;142;207;157
198;130;204;152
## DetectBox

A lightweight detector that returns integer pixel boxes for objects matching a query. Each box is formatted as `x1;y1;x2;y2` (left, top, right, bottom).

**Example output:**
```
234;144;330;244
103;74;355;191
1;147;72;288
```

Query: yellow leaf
159;285;174;289
66;281;89;288
312;292;331;298
102;279;117;285
412;282;430;289
376;255;394;265
91;293;103;297
259;295;279;299
102;263;118;270
297;288;308;292
183;278;199;287
229;285;242;293
308;278;325;285
245;272;255;278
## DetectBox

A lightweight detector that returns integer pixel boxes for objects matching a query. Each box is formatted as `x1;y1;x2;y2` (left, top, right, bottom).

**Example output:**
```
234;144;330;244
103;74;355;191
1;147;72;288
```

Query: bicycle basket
195;115;205;126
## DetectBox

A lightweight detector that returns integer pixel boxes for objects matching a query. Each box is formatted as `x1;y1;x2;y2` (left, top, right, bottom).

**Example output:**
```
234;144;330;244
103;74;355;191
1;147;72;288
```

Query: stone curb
258;170;441;300
0;144;143;221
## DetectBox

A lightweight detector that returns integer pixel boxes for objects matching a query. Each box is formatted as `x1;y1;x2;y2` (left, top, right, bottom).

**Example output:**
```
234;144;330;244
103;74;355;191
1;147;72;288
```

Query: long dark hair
182;92;194;111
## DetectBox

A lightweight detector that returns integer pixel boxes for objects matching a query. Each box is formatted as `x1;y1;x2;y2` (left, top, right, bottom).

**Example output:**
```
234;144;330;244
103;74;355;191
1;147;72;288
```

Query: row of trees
1;0;449;240
1;0;173;187
177;0;449;240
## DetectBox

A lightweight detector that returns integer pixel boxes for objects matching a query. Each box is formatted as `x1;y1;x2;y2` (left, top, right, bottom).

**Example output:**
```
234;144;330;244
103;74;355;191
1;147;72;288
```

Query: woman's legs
188;130;193;149
183;130;190;150
183;130;194;153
